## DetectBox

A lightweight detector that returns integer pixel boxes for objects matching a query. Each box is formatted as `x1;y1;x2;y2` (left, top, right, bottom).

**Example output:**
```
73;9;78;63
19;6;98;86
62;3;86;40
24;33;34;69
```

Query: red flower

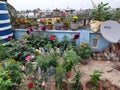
73;34;80;39
50;36;56;41
28;82;34;89
8;36;12;41
41;26;46;31
26;30;31;35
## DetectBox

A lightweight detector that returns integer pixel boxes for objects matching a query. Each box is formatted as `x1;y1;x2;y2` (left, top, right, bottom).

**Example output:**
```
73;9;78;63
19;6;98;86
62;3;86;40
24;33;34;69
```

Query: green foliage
90;70;103;86
111;9;120;22
63;48;79;72
0;67;13;90
55;65;66;90
36;54;50;72
72;71;82;90
77;43;91;59
5;40;33;62
26;32;59;50
2;59;23;88
37;52;60;72
0;59;23;90
59;36;73;52
0;44;9;61
92;2;112;21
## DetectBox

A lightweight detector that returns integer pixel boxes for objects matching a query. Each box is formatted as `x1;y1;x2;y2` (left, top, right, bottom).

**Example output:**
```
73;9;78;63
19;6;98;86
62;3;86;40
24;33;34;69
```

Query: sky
8;0;120;10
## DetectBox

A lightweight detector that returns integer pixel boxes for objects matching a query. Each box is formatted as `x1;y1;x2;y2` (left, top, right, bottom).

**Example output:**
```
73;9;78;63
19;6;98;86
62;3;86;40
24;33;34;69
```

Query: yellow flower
7;76;11;79
35;49;41;54
72;16;78;19
25;20;30;23
56;18;61;21
67;59;70;63
80;42;85;47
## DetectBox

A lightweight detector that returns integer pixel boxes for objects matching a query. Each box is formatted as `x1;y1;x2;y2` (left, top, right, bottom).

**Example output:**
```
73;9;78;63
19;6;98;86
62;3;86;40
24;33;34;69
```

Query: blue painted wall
90;33;110;52
14;29;110;52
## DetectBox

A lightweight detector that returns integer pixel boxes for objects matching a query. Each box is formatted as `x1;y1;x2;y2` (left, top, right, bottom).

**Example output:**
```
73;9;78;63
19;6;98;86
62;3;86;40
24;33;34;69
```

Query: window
92;38;98;48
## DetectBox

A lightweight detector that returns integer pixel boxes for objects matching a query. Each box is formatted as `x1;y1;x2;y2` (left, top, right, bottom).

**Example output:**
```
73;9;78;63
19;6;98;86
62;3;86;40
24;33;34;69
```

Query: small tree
91;2;112;21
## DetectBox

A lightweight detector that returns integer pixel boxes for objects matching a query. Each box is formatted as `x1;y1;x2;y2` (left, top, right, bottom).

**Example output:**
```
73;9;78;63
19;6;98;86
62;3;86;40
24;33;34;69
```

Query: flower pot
66;71;72;79
79;58;89;65
62;25;68;30
90;20;103;32
70;23;78;31
85;81;102;90
13;24;20;29
46;24;53;30
55;23;61;30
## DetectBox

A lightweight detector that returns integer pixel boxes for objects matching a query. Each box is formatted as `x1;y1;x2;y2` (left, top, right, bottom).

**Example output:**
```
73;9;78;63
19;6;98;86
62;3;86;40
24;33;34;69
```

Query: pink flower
25;56;31;62
28;82;34;89
41;81;46;87
22;66;26;71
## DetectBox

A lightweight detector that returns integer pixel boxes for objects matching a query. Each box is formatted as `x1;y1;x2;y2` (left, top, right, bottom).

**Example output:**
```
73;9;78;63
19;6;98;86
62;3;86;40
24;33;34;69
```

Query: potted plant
111;8;120;23
71;71;83;90
62;48;79;79
54;18;62;30
77;42;91;64
62;19;69;30
86;70;103;90
46;18;53;30
70;16;79;31
90;2;112;32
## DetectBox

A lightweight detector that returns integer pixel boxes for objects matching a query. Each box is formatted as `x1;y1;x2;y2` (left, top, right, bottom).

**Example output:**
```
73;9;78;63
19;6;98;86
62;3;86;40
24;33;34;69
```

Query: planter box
70;23;78;31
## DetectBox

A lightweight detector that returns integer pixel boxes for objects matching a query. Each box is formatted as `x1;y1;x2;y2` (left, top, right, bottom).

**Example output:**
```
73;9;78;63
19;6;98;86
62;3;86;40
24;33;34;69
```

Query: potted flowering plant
46;18;53;30
62;48;79;78
70;16;79;30
77;42;91;64
54;18;62;30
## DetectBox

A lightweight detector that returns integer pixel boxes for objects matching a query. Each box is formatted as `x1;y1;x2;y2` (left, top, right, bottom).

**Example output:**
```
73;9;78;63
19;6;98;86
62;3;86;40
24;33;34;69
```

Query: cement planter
55;23;61;30
90;20;103;32
70;23;78;31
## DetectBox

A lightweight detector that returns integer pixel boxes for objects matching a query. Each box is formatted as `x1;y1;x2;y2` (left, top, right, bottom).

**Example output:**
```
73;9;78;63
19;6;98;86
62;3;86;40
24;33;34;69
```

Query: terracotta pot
46;24;53;30
66;71;72;79
85;81;103;90
62;24;68;30
13;24;19;29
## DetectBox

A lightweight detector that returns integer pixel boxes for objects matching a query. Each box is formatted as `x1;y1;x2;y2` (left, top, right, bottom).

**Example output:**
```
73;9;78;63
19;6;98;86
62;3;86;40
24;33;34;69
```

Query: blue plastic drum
0;1;13;43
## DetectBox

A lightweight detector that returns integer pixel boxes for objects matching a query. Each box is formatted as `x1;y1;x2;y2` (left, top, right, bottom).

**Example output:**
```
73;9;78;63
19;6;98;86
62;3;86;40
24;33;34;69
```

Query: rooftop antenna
90;0;96;8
